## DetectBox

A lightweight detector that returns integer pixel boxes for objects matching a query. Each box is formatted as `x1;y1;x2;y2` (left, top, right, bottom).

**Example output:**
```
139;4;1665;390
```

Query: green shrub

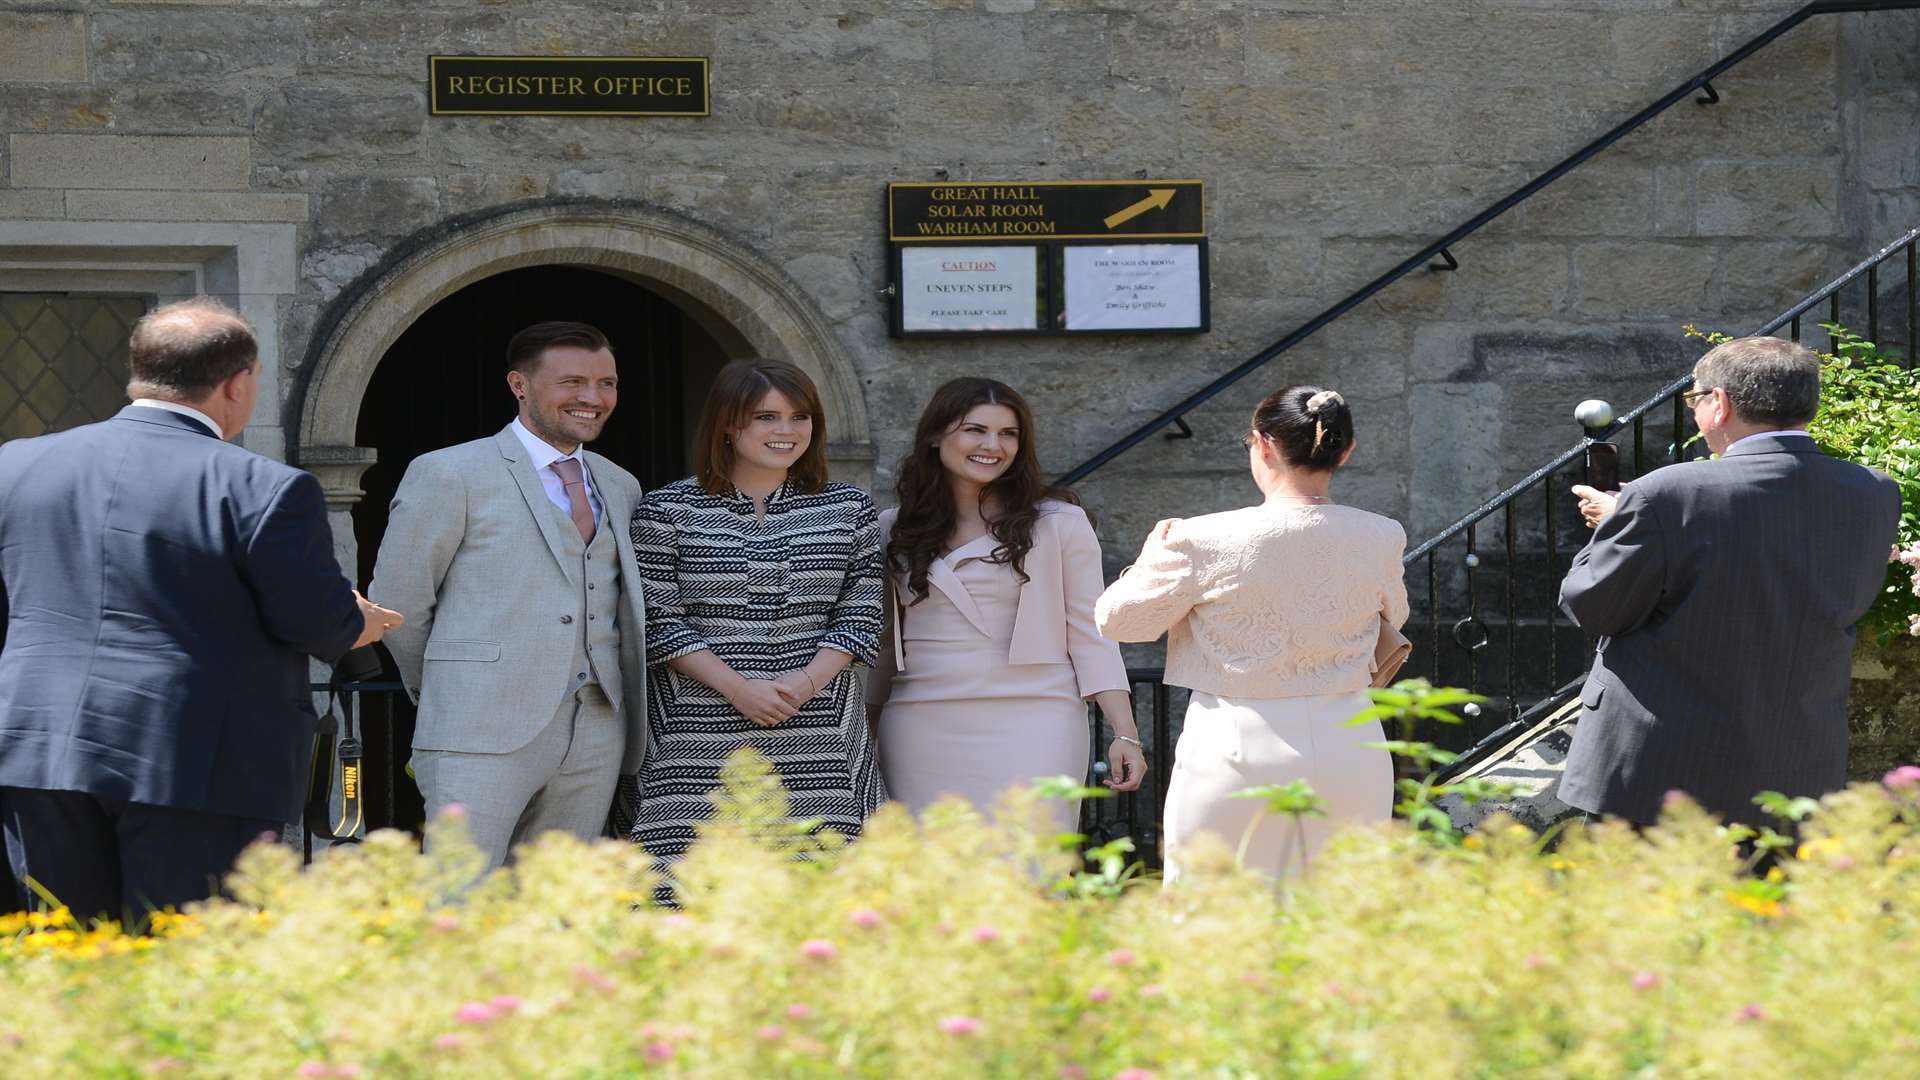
6;753;1920;1078
1686;324;1920;642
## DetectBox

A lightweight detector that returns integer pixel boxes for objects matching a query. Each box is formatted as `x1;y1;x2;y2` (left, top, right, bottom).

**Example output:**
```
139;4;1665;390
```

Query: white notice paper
1062;244;1203;331
900;246;1039;332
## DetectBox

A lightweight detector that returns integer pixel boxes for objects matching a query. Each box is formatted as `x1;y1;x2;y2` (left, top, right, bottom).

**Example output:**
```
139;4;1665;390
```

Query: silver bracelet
1111;734;1143;749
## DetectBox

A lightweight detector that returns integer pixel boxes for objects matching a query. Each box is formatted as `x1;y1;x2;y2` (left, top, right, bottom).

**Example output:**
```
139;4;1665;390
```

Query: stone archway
293;200;872;574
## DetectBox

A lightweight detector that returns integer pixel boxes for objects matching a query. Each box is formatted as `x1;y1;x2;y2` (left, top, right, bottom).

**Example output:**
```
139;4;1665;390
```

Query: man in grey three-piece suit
1560;335;1901;828
369;321;647;868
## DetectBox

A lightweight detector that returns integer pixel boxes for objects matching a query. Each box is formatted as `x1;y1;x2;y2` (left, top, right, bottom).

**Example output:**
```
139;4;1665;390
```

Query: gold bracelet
802;670;819;695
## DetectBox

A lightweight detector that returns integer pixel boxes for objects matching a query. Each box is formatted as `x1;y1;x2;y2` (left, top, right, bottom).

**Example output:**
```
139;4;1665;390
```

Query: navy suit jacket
1558;436;1901;826
0;406;363;822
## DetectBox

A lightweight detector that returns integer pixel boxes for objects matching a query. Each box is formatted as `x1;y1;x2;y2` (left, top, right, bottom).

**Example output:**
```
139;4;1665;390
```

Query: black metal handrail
1057;0;1920;487
1402;225;1918;735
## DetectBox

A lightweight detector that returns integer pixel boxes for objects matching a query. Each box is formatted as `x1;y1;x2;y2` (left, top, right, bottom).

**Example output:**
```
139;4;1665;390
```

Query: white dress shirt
131;398;222;438
509;416;602;524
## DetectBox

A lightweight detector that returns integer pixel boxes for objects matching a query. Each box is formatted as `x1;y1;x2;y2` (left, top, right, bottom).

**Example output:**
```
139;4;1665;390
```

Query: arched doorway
350;265;728;585
293;201;873;832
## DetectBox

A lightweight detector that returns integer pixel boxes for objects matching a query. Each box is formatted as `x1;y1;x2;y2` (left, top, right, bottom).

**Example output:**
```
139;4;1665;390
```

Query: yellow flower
1797;837;1845;862
1727;892;1784;919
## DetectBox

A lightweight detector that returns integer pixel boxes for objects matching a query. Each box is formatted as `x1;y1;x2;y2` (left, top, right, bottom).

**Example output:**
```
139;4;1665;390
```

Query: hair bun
1305;389;1345;417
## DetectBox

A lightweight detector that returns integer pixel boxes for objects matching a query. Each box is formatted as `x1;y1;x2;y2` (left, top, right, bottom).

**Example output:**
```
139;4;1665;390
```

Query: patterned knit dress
625;478;886;863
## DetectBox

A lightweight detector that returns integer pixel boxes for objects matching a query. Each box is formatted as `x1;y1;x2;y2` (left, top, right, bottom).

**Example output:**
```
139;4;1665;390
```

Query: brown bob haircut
692;357;830;495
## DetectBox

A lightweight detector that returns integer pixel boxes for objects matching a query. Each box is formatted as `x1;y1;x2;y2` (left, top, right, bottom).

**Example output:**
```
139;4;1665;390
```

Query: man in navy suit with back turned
0;298;403;923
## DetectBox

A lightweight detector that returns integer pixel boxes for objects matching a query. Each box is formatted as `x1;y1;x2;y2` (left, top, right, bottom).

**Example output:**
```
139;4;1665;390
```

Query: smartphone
1584;441;1620;492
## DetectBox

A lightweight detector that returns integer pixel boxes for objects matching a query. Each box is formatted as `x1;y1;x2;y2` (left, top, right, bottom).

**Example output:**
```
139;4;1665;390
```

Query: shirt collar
131;398;222;438
1724;429;1814;454
509;416;585;472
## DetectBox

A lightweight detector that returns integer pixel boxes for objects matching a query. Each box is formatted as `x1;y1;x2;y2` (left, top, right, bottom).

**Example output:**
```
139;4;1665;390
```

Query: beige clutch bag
1371;615;1412;688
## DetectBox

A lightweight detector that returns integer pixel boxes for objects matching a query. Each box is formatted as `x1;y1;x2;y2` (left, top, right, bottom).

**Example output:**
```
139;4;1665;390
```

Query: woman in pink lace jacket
1095;385;1409;880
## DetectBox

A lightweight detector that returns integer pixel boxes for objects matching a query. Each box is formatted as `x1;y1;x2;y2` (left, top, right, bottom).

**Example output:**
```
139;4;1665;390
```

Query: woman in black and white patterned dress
625;357;885;866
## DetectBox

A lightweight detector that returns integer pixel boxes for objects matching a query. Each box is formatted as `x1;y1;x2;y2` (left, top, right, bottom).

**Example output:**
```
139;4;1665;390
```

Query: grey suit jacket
1558;436;1900;826
368;426;649;776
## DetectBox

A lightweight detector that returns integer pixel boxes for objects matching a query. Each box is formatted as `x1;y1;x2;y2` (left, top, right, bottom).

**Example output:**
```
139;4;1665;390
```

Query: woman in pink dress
867;378;1146;834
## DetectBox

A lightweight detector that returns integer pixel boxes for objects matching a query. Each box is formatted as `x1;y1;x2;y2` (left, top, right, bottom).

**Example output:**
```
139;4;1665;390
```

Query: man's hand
727;678;799;727
1571;484;1619;530
351;590;404;649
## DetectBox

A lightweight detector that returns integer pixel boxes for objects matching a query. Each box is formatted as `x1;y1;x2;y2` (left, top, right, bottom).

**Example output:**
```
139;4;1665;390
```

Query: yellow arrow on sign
1103;188;1177;230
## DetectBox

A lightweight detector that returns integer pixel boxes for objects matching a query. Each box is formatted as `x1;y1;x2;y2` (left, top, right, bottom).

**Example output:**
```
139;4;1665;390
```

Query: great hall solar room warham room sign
885;180;1209;338
429;56;711;117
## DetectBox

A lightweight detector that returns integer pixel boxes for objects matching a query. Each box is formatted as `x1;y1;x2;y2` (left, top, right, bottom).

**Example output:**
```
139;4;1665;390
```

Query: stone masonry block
716;12;933;89
255;85;428;165
1108;6;1243;85
1409;382;1506;539
92;11;304;81
930;13;1109;86
1180;86;1338;164
1717;240;1835;319
8;134;251;191
1246;14;1391;84
63;190;311;223
1573;241;1717;318
1694;162;1840;238
107;87;252;132
1609;15;1717;87
0;12;89;83
0;191;65;220
304;10;513;76
0;86;113;133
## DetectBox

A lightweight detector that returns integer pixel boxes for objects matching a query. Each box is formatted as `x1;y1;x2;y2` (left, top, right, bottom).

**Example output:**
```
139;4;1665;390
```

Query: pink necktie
550;457;596;543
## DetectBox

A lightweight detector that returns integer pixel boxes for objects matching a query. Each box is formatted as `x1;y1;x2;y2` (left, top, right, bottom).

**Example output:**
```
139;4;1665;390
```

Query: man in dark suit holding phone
0;298;403;922
1560;336;1900;827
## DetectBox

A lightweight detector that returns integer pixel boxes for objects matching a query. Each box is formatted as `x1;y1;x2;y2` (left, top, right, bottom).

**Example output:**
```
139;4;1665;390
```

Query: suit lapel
925;557;993;638
493;426;577;584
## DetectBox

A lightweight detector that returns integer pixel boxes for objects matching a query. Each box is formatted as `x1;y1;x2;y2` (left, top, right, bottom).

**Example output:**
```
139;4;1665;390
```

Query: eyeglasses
1680;387;1718;406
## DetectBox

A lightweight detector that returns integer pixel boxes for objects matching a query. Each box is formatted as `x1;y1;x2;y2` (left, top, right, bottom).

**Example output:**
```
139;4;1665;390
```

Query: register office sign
899;247;1040;333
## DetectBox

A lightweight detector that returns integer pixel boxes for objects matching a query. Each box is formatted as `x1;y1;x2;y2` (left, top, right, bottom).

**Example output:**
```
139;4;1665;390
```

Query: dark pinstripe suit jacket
1558;435;1901;826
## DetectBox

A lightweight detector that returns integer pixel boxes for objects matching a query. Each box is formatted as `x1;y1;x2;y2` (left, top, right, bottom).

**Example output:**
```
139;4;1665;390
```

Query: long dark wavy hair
888;378;1077;605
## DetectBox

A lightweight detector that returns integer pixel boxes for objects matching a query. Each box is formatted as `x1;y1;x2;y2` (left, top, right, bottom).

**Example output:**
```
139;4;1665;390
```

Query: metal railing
314;672;1186;866
1056;0;1920;487
1406;226;1920;744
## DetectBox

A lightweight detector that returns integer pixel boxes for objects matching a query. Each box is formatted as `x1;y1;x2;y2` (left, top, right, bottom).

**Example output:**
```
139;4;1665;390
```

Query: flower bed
4;757;1920;1078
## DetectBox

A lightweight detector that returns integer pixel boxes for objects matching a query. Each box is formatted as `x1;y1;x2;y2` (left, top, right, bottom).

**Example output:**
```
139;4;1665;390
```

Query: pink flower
799;938;839;960
645;1040;676;1062
433;1034;465;1051
938;1015;982;1036
296;1064;329;1079
1631;972;1661;990
659;913;693;930
1087;986;1114;1003
334;1068;362;1079
1140;984;1165;997
429;914;460;933
488;995;522;1015
848;907;883;929
1115;1070;1158;1080
454;1002;495;1025
971;925;1000;943
1059;1067;1088;1080
576;965;618;994
1106;948;1137;967
756;1024;786;1041
1884;765;1920;789
440;803;466;819
1522;954;1547;970
1737;1003;1768;1023
1662;789;1690;808
147;1060;181;1075
785;1003;814;1020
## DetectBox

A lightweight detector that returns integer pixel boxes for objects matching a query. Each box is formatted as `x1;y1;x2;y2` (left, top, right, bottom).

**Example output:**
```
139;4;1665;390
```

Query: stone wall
2;0;1915;595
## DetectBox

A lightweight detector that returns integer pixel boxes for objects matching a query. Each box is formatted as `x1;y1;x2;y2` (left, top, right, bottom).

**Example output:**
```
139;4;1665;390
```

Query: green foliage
9;753;1920;1077
1352;678;1515;845
1685;323;1920;641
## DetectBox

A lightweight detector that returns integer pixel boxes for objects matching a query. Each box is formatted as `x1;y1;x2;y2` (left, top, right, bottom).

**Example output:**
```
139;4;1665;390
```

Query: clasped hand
727;671;818;727
1570;484;1619;530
